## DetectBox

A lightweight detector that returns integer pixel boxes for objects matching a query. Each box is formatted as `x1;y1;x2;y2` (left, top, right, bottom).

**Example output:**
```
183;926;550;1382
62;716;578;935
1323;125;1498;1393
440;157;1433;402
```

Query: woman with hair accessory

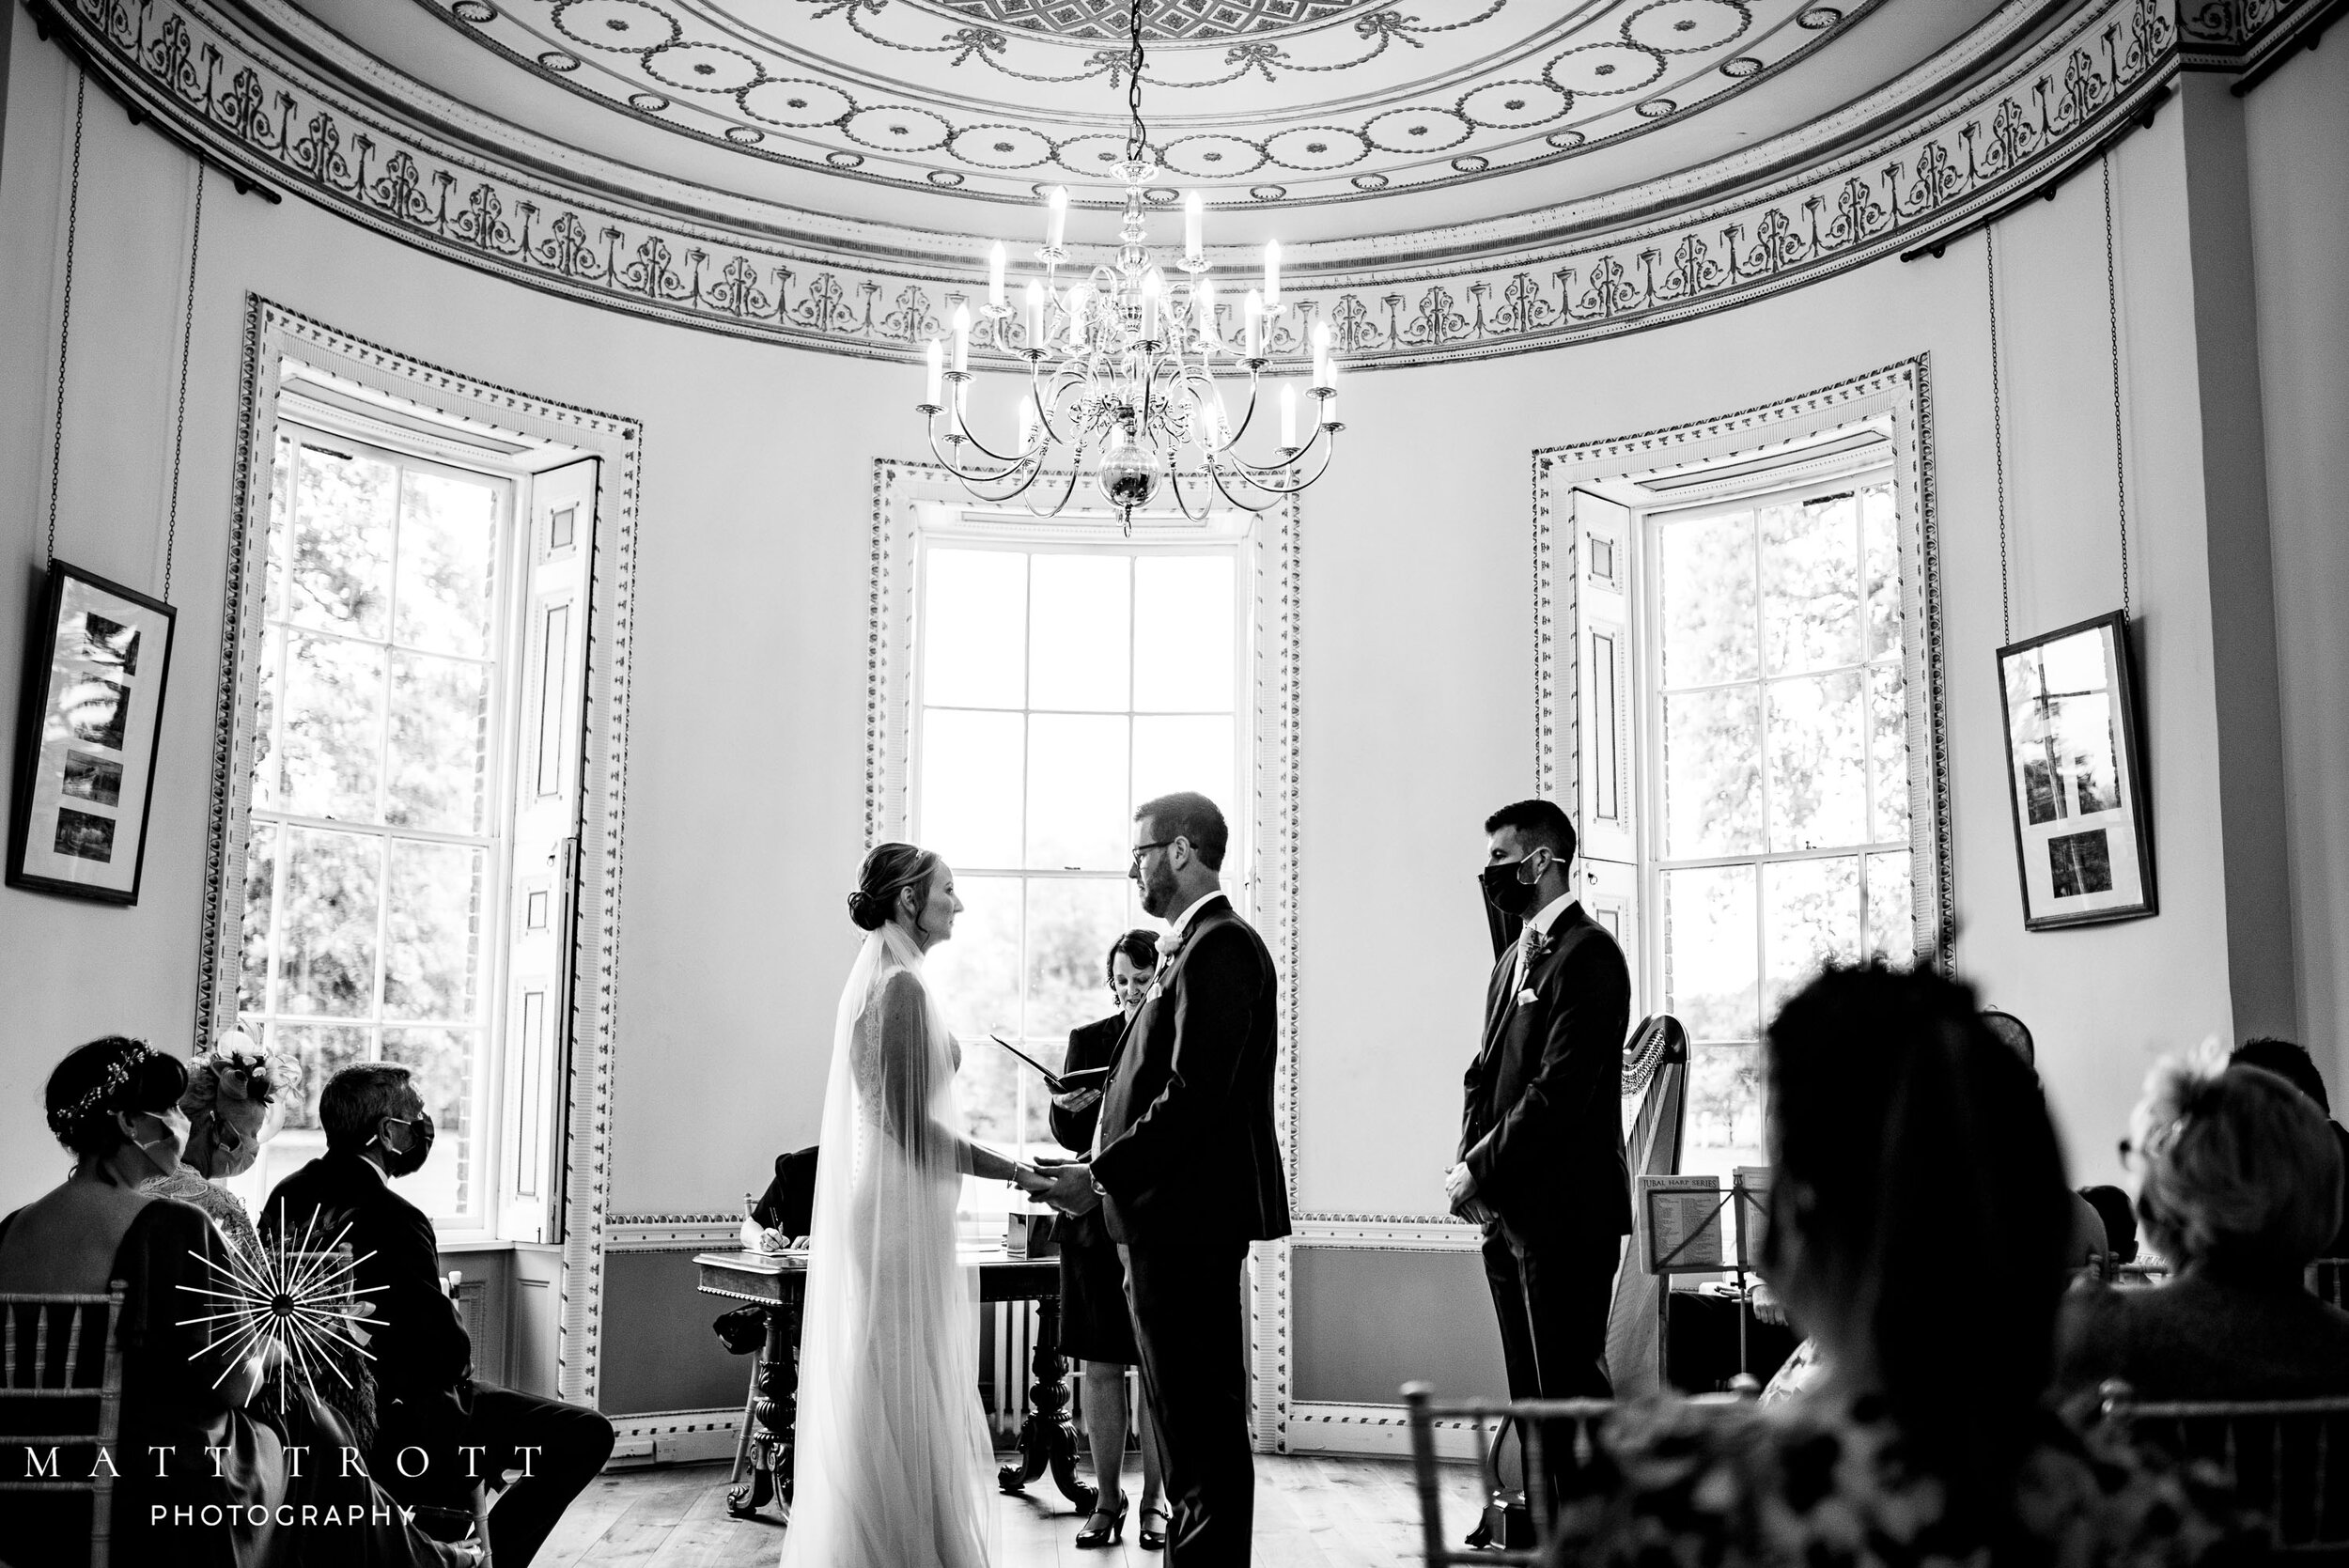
779;843;1053;1568
137;1031;297;1261
0;1036;474;1566
1544;963;2245;1567
2057;1048;2349;1400
1050;929;1168;1550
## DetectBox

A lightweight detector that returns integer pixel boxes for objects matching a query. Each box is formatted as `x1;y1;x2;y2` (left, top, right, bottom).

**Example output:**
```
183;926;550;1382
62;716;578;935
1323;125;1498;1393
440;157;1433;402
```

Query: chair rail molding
20;0;2230;366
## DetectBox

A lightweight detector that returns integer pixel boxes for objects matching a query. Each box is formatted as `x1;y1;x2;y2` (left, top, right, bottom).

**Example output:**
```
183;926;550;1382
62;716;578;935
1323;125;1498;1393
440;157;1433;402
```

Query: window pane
1866;850;1914;966
921;709;1024;869
1665;863;1757;1041
396;470;501;659
383;840;484;1021
925;550;1026;708
925;873;1023;1045
266;435;293;623
1686;1044;1763;1178
279;828;382;1017
1871;665;1911;844
382;1026;476;1219
1657;510;1756;687
1135;556;1235;711
1863;483;1901;661
239;821;276;1016
1134;717;1235;827
956;1027;1022;1151
1025;877;1134;1043
1760;494;1860;675
289;442;395;638
1663;687;1762;858
1766;670;1867;852
388;651;490;833
271;1023;374;1131
1027;714;1129;871
251;627;283;814
1029;555;1129;711
1762;856;1861;1019
280;633;384;822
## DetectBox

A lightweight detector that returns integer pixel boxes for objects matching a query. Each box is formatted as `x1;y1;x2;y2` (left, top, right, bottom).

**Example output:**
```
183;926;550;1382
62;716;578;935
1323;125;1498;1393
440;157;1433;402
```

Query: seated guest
2079;1184;2139;1265
0;1036;468;1568
2229;1036;2349;1258
264;1063;614;1566
137;1032;291;1262
1547;965;2243;1565
2056;1052;2349;1399
1983;1008;2115;1279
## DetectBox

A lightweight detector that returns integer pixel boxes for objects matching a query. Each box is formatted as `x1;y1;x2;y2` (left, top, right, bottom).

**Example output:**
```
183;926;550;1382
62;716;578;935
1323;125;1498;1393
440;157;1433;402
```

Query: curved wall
3;2;2337;1414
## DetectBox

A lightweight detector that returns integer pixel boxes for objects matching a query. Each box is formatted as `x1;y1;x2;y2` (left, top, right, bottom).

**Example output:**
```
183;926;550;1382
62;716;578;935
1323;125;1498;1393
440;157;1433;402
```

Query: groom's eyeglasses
1129;839;1177;869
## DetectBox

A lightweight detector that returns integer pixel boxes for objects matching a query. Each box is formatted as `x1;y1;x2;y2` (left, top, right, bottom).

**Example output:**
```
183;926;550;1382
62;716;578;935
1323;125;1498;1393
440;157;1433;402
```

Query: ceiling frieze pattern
421;0;1878;206
39;0;2186;367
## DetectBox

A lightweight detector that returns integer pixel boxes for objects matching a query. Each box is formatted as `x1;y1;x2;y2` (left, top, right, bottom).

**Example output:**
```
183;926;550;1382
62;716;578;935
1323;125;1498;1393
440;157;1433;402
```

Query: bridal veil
778;921;994;1568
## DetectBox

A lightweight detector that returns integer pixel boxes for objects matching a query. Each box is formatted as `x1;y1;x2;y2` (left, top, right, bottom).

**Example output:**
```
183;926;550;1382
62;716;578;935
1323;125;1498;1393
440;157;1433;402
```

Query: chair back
1606;1016;1688;1398
2101;1385;2349;1557
0;1283;128;1568
1404;1383;1614;1566
2311;1259;2347;1311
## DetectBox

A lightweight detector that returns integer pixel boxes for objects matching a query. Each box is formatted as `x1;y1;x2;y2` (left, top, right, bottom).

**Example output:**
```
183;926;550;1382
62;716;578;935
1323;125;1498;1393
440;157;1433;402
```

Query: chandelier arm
1209;427;1338;498
1021;460;1086;520
1213;415;1328;482
924;416;1046;497
1200;457;1297;516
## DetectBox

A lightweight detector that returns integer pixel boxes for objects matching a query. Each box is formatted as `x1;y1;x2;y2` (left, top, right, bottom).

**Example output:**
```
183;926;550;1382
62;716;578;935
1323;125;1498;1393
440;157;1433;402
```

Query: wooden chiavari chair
1403;1384;1613;1566
2101;1382;2349;1559
0;1283;127;1568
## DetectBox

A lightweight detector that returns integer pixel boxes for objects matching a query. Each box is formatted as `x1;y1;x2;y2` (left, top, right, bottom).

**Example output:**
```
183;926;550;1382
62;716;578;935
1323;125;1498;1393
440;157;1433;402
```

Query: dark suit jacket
1459;901;1632;1248
1049;1013;1127;1155
1092;895;1292;1249
262;1149;474;1405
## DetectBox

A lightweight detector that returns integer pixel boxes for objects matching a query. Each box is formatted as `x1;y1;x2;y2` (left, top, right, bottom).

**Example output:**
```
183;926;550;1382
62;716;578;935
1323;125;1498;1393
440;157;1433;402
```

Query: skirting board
604;1408;745;1468
1285;1402;1498;1463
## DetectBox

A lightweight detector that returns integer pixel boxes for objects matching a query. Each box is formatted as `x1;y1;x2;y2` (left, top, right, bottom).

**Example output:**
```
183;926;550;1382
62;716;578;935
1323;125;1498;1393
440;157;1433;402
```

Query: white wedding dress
778;923;994;1568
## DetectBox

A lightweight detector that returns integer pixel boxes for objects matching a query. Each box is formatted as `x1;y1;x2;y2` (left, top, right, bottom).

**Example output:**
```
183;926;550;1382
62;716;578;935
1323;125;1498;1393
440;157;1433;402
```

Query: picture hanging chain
45;72;86;567
163;165;208;604
1985;226;2012;645
2102;155;2131;620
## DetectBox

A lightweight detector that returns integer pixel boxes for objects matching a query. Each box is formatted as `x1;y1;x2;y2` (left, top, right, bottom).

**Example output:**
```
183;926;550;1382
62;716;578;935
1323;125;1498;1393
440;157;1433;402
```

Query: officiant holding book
1047;929;1168;1550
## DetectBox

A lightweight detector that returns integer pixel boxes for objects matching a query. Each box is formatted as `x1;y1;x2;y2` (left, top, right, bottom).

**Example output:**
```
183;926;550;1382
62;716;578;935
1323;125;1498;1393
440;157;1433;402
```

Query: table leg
996;1297;1094;1513
728;1299;801;1519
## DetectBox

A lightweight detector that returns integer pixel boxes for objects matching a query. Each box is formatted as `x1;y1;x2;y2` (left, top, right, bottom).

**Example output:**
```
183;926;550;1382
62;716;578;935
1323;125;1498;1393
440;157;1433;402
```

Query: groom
1041;790;1290;1566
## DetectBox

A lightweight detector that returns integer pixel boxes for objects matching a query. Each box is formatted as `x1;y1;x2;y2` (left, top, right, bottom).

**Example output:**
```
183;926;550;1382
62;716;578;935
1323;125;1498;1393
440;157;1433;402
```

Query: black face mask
381;1112;436;1178
1479;856;1542;917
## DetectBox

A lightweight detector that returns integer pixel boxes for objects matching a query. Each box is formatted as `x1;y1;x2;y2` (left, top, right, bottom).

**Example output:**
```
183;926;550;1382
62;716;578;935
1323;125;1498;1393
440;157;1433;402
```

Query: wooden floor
535;1452;1484;1568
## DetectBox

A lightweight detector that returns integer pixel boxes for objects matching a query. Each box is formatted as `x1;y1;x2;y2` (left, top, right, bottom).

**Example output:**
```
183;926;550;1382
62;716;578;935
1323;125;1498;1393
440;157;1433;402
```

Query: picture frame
8;561;177;905
1996;611;2155;930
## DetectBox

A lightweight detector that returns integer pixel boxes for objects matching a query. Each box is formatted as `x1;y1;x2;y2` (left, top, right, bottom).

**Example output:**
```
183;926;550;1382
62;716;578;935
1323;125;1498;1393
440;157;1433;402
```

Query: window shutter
1566;489;1640;1014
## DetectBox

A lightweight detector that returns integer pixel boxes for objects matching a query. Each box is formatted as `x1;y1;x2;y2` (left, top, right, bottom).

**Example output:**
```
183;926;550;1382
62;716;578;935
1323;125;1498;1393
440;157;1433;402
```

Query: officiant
1048;929;1168;1551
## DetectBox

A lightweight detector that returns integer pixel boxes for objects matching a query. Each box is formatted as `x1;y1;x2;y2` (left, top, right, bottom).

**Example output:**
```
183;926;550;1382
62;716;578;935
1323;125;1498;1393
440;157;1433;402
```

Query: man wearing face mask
265;1063;614;1565
1449;799;1632;1430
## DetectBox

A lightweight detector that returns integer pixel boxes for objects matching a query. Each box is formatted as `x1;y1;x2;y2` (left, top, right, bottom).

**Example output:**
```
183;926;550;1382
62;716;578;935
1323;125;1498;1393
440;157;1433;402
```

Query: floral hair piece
46;1039;160;1140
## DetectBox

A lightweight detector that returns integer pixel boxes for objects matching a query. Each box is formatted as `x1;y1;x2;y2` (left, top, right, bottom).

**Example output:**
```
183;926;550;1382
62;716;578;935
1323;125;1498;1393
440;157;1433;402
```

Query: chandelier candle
910;0;1345;529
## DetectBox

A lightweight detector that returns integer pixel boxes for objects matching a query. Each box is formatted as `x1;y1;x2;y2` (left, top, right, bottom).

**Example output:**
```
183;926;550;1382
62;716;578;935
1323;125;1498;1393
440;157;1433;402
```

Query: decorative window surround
21;0;2263;367
202;298;642;1407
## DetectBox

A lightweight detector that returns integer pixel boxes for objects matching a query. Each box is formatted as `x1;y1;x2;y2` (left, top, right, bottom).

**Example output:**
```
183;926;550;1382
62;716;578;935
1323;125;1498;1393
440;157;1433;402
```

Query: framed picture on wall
8;561;177;905
1996;611;2155;930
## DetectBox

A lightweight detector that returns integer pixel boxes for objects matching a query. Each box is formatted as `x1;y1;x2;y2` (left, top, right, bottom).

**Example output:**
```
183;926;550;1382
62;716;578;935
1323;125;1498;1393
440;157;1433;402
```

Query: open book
990;1033;1112;1095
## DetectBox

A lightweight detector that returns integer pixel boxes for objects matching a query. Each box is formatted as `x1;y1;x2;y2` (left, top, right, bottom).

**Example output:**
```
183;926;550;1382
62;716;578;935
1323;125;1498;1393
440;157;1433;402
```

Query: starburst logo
177;1206;386;1401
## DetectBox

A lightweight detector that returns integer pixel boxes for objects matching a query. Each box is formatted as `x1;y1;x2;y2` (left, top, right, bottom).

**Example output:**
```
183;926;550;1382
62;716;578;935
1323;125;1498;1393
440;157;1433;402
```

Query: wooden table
693;1248;1092;1521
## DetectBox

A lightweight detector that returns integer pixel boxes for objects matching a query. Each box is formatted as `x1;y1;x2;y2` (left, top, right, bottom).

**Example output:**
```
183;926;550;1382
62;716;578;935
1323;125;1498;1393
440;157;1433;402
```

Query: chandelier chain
1126;0;1148;164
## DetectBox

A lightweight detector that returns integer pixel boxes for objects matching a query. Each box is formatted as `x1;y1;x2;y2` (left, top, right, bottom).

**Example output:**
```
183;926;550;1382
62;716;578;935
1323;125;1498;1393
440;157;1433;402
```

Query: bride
780;842;1050;1568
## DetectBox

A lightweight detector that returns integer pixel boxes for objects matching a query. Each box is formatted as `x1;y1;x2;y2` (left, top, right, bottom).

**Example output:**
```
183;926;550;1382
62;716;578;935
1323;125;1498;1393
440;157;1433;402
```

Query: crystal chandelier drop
916;0;1342;531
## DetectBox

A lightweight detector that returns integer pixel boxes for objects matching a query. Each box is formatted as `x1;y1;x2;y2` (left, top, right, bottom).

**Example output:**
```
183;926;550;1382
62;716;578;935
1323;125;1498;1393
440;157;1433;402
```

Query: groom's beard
1137;862;1177;918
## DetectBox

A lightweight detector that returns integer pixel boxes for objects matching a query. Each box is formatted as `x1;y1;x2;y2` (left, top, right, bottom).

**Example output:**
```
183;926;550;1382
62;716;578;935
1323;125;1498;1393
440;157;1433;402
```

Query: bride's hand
1009;1164;1054;1197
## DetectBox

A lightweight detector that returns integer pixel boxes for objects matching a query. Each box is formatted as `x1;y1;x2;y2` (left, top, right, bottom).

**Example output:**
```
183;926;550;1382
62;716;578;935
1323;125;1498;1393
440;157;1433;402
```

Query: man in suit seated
263;1063;614;1567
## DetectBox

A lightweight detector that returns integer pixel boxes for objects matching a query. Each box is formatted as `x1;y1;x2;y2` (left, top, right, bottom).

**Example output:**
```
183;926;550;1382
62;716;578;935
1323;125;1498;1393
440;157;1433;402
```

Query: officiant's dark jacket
263;1149;474;1408
1092;894;1292;1247
1459;902;1633;1245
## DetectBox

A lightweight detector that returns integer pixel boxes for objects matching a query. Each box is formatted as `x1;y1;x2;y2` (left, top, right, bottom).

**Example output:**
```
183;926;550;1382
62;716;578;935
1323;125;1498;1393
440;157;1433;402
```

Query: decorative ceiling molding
412;0;1887;209
31;0;2194;366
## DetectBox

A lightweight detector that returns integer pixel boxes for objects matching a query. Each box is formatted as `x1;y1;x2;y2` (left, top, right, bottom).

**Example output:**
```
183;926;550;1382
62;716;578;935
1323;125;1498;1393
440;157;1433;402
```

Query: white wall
4;8;2333;1389
2246;36;2349;1104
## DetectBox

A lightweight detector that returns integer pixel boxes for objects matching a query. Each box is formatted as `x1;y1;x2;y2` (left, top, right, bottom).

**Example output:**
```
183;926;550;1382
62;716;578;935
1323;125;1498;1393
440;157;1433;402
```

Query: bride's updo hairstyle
848;842;942;934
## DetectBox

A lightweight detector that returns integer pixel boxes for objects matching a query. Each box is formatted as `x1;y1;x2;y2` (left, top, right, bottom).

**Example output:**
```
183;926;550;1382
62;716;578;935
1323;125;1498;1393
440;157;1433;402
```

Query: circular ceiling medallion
1249;184;1287;201
537;50;580;72
947;122;1053;168
452;1;497;23
739;79;852;129
1625;0;1752;54
1721;54;1764;77
723;124;762;144
825;150;863;168
1143;186;1181;204
927;169;965;186
842;104;953;152
1161;133;1267;179
1636;98;1677;117
1798;6;1844;26
1458;80;1569;130
552;0;677;53
1262;126;1368;171
643;41;759;93
1362;107;1472;155
1549;43;1667;95
1351;172;1390;190
913;0;1389;44
1451;154;1489;173
628;91;669;112
1547;129;1588;148
1052;133;1141;177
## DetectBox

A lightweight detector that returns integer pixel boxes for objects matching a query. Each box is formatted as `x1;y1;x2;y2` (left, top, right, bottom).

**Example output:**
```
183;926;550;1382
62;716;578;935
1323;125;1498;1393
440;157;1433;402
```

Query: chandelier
916;0;1342;531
